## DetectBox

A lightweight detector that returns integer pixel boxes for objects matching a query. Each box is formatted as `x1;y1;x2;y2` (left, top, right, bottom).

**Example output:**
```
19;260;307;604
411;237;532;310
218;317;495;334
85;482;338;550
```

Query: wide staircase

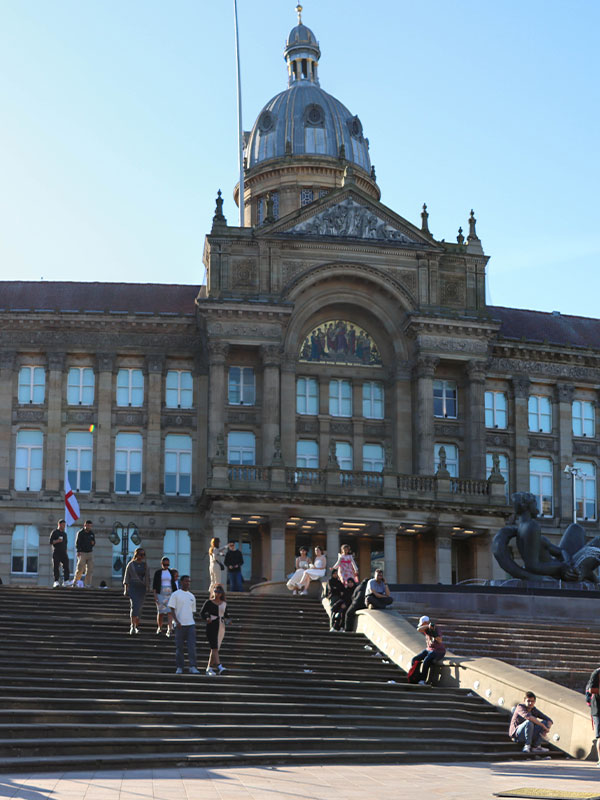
0;587;548;771
405;611;600;692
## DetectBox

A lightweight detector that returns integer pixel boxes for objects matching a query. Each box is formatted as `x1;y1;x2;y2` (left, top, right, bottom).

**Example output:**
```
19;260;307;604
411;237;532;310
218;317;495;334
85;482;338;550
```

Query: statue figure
493;492;600;583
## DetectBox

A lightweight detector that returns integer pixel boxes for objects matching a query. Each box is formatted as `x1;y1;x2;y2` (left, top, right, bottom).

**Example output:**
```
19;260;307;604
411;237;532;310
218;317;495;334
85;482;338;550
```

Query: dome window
258;111;275;133
347;115;363;139
305;104;325;127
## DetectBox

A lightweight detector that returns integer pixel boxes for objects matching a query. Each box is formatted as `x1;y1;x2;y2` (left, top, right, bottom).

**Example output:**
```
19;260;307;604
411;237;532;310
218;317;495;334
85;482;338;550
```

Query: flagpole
233;0;245;227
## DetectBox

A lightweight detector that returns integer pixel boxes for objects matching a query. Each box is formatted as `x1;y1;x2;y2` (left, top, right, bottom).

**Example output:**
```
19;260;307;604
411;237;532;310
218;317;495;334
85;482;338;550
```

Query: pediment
258;187;437;248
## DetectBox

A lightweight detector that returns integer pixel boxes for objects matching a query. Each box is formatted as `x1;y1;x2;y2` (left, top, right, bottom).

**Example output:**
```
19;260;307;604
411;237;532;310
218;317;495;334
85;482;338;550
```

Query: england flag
64;468;80;526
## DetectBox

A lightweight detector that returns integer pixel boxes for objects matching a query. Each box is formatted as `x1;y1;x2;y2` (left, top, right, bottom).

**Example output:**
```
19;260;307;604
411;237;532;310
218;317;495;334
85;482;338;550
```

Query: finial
296;3;303;23
421;203;431;235
212;189;227;228
370;165;377;181
456;226;464;245
468;209;479;241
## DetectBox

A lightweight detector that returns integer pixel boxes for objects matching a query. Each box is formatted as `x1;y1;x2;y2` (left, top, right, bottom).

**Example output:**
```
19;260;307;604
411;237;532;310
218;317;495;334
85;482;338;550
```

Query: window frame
528;395;552;433
433;380;458;419
572;400;595;438
65;431;93;493
163;529;191;575
296;377;319;415
227;431;256;465
574;461;597;521
116;368;144;408
164;433;192;496
11;525;40;575
228;367;256;406
18;366;45;405
529;456;554;517
484;391;507;429
15;429;44;491
67;367;95;406
434;443;459;477
335;441;353;471
362;381;384;420
329;379;352;418
114;432;143;495
362;442;384;473
486;452;510;497
165;370;193;409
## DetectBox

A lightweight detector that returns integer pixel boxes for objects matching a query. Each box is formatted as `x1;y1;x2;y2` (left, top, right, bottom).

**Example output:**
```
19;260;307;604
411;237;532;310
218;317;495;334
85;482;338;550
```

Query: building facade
1;11;599;588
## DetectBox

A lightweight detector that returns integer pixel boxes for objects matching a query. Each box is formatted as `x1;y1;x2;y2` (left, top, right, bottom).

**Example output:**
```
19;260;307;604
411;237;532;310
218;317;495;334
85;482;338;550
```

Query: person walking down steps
168;575;199;675
208;537;227;592
200;585;230;676
123;547;150;635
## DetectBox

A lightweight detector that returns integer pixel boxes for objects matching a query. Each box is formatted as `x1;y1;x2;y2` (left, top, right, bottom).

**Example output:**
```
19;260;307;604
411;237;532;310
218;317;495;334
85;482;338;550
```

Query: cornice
403;314;500;340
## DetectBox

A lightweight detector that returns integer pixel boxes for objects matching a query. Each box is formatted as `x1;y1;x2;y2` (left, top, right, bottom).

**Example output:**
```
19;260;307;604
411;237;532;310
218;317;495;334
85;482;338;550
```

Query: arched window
163;530;191;576
11;525;39;574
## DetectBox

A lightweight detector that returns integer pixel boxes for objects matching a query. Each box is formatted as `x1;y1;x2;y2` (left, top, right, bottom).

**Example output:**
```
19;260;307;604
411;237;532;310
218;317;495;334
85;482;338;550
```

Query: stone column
382;522;398;583
261;345;281;466
207;342;229;459
325;519;340;567
45;352;65;493
145;354;164;496
466;360;487;479
512;376;530;494
280;355;297;467
556;383;575;523
95;353;115;495
194;353;209;491
357;537;372;579
0;351;16;491
269;515;287;581
435;531;453;584
414;355;438;475
392;362;412;474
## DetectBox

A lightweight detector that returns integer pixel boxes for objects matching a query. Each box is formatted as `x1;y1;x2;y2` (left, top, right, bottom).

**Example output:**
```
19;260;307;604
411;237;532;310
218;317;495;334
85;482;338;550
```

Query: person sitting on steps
287;546;327;595
411;616;446;685
509;691;552;754
365;568;393;609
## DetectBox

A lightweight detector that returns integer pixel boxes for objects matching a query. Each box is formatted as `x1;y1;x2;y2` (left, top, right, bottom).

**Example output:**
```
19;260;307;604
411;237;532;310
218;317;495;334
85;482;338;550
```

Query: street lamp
563;464;581;524
109;521;141;581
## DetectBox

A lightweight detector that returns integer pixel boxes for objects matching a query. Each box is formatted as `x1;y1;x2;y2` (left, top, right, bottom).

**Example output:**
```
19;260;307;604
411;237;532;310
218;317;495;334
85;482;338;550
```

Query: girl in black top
329;575;356;631
200;585;230;676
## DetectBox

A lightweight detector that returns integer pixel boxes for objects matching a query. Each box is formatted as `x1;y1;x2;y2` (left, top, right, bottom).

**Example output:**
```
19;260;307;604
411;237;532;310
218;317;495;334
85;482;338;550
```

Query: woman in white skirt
208;537;227;591
287;546;327;595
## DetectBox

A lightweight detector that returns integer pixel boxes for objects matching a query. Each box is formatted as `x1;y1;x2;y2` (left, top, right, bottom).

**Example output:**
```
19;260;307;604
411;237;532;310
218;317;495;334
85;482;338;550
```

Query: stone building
1;10;599;589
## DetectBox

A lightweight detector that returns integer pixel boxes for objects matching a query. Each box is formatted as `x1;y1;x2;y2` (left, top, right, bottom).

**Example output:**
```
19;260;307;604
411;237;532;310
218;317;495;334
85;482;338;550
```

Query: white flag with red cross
64;468;80;526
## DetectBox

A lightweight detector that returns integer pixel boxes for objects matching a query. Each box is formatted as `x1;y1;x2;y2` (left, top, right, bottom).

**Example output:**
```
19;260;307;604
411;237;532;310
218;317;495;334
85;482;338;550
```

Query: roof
0;282;199;316
489;306;600;350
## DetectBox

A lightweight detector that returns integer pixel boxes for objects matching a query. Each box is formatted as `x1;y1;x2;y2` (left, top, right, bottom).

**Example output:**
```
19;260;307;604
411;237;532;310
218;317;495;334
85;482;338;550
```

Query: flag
64;468;80;526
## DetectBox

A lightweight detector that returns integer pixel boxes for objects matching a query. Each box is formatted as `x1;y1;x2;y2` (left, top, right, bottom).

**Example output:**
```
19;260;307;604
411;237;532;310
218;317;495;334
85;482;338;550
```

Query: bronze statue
493;492;600;583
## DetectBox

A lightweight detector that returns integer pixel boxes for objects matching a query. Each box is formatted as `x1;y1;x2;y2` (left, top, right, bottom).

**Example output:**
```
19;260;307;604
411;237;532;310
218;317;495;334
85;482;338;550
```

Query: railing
398;474;435;493
338;470;383;491
450;478;490;496
285;468;325;488
228;465;270;482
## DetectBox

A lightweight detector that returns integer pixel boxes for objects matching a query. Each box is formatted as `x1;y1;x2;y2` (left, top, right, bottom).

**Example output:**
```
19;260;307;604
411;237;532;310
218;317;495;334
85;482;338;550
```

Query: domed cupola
236;4;380;226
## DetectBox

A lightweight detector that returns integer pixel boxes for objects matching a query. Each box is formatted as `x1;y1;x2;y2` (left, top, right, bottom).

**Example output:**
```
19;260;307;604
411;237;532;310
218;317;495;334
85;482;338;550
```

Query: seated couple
287;547;326;595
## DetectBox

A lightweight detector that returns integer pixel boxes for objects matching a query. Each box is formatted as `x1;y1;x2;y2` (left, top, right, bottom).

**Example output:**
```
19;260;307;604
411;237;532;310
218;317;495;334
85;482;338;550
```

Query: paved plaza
0;761;598;800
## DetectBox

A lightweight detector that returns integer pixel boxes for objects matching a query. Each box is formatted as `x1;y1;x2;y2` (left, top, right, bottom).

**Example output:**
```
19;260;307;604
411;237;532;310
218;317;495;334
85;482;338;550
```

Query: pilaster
280;354;297;466
261;345;281;466
95;353;116;495
145;354;165;496
382;522;398;583
434;531;453;585
0;351;16;492
45;352;66;493
556;383;575;523
414;355;438;474
466;360;487;479
512;375;530;493
207;342;229;459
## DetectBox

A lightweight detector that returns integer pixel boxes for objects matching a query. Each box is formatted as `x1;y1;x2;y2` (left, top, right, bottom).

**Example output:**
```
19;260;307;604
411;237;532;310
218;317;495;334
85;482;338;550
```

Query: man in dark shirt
586;667;600;766
509;691;553;753
73;520;95;588
49;519;71;587
224;541;244;592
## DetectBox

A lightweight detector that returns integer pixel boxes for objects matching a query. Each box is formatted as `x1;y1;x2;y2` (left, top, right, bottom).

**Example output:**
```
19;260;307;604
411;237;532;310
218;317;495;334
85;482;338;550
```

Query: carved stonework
555;383;575;404
397;269;418;296
434;422;463;437
330;422;352;435
485;431;511;447
145;354;165;374
231;259;258;289
512;375;531;399
528;436;558;453
207;341;229;365
573;440;599;456
440;278;466;307
364;423;385;437
227;410;257;424
14;408;45;423
47;352;66;371
66;410;94;425
297;420;318;434
261;345;281;367
282;260;311;285
207;322;281;340
414;355;439;379
116;411;144;426
163;414;194;429
493;358;600;383
466;360;487;384
0;351;16;370
418;336;488;355
96;353;116;373
280;354;298;373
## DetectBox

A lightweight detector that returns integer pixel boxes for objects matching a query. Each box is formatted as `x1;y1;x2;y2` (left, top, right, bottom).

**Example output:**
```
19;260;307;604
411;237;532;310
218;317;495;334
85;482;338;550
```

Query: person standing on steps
208;537;227;592
72;520;95;588
168;575;199;675
123;547;150;635
153;556;177;636
332;544;359;586
224;541;244;592
49;519;72;587
200;585;230;676
585;667;600;765
509;691;552;754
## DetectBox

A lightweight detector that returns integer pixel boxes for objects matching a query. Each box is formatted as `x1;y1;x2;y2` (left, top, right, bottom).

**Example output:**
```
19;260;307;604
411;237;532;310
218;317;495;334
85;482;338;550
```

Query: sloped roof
0;282;199;315
489;306;600;350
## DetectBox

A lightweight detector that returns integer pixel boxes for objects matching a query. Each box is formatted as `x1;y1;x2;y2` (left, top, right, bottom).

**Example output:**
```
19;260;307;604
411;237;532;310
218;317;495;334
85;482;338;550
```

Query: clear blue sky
1;1;598;317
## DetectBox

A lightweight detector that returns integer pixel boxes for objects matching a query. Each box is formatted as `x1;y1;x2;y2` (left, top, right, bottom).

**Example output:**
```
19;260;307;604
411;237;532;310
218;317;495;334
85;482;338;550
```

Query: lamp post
108;521;141;582
563;464;581;524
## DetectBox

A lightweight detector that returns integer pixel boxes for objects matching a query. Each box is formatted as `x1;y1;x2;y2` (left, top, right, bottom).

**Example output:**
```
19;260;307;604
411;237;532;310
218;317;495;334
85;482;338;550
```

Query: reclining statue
493;491;600;583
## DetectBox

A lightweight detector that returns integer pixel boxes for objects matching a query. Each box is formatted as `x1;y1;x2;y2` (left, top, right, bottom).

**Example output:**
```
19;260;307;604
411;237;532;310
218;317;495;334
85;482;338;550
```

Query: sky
0;0;598;317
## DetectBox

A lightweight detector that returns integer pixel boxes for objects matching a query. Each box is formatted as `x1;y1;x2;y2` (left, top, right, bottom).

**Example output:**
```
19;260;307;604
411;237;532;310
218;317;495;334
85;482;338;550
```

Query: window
363;443;384;472
486;452;509;497
18;366;45;404
301;188;314;206
163;529;191;575
485;391;507;429
296;439;319;468
573;400;595;438
66;431;93;492
363;381;384;419
433;380;457;419
529;457;553;517
329;379;352;417
164;434;192;496
296;377;318;415
116;369;144;407
228;431;255;465
15;430;43;491
257;197;264;225
67;368;95;405
11;525;39;574
336;442;353;471
574;461;596;521
115;432;143;494
228;367;255;406
434;443;459;477
528;395;552;433
165;370;193;409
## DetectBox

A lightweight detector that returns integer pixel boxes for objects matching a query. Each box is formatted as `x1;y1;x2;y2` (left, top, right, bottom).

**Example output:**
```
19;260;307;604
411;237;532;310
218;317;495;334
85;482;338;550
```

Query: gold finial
296;3;303;23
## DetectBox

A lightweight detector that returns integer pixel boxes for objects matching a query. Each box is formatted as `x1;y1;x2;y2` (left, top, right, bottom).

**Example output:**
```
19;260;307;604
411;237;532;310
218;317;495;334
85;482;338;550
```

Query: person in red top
411;615;446;685
509;691;553;753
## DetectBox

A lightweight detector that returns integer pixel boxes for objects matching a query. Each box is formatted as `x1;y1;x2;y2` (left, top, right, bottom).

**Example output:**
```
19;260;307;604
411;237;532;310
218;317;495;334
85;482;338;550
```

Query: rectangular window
363;443;384;473
67;367;95;406
65;431;93;493
528;395;552;433
116;369;144;407
363;381;384;419
165;370;193;409
433;380;457;419
228;367;255;406
115;432;143;494
163;529;191;575
15;430;43;491
434;443;459;477
296;377;318;415
18;366;45;405
301;188;314;206
486;452;509;497
296;439;319;469
164;434;192;496
257;197;265;225
228;431;255;465
574;461;596;521
529;457;553;517
336;442;353;471
485;391;507;429
573;400;595;438
11;525;39;574
329;379;352;417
